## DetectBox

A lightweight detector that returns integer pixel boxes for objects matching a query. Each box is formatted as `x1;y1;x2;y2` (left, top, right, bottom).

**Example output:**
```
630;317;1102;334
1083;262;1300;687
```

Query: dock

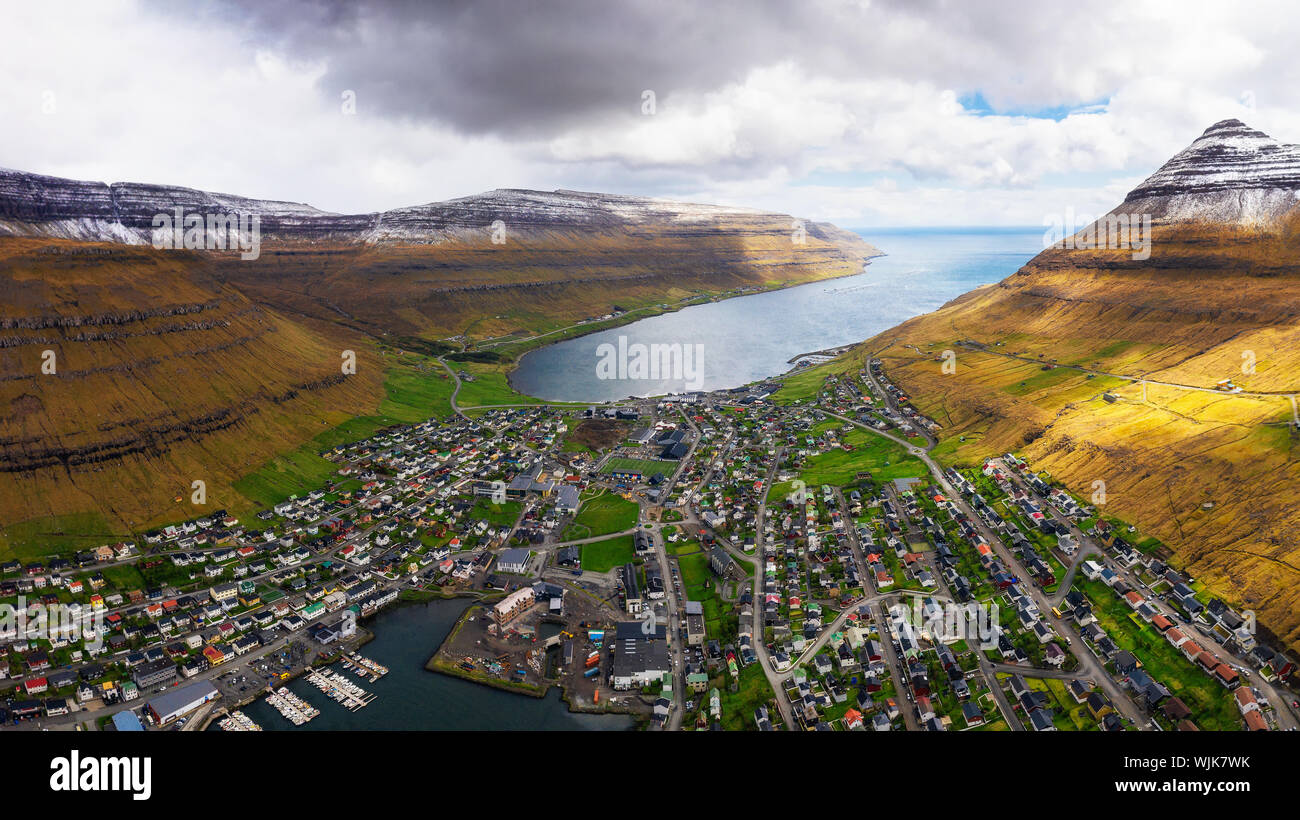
346;651;390;681
266;687;320;725
217;710;263;731
307;669;377;711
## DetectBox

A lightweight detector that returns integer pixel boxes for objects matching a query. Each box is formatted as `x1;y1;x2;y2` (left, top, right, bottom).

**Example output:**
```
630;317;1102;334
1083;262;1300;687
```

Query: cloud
1;0;1298;224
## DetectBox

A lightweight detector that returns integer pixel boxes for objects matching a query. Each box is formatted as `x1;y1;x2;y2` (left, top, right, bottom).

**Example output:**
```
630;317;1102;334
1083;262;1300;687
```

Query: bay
509;227;1044;402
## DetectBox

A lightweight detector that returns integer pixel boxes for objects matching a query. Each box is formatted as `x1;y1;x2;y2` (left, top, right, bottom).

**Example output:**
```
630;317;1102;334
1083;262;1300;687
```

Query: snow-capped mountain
1119;119;1300;225
0;168;851;246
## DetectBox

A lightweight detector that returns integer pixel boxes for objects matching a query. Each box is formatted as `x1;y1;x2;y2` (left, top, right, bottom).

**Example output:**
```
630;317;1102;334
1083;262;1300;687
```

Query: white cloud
1;0;1298;225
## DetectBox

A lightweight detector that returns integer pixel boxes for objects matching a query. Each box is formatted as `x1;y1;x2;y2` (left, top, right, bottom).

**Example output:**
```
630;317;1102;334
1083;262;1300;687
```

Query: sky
1;0;1298;227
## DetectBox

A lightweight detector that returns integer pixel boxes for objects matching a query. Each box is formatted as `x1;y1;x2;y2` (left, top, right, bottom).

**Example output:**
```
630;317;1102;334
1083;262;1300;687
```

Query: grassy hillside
0;211;872;557
860;214;1300;651
0;238;385;551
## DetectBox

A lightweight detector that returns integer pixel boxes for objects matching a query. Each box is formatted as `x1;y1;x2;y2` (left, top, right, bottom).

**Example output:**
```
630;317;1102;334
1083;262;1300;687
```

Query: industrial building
144;680;219;726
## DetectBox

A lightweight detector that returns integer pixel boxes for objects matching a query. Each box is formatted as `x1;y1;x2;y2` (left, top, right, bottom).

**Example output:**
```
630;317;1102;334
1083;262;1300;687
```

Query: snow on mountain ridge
1120;119;1300;224
0;167;811;246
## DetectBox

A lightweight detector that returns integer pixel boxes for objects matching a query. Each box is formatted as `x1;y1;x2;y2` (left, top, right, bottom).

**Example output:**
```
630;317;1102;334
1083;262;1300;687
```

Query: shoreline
423;599;648;720
504;260;881;402
200;589;489;731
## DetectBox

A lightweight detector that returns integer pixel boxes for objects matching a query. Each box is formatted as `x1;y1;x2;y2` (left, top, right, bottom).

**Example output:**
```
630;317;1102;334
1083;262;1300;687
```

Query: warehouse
144;680;219;726
611;621;670;690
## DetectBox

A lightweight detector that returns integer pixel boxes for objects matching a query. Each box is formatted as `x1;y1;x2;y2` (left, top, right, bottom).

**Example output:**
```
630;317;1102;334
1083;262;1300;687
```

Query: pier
346;651;390;681
307;669;377;711
217;710;263;731
266;687;320;725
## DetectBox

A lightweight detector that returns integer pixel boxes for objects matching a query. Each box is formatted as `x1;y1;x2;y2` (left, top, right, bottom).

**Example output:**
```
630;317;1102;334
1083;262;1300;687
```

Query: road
833;486;924;730
747;444;798;730
846;366;1148;726
646;522;688;730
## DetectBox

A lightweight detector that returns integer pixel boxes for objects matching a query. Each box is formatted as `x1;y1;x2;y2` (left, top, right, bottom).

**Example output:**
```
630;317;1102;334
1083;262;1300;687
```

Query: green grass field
713;662;779;731
0;512;126;561
232;447;341;510
600;457;674;479
234;356;456;509
562;491;640;540
454;362;573;408
770;362;842;405
1026;676;1100;731
580;534;636;573
468;497;523;528
102;564;146;591
796;427;927;487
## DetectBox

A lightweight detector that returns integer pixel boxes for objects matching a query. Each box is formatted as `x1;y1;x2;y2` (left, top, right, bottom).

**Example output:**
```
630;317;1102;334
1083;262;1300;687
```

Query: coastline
199;589;492;731
423;598;649;721
504;257;883;401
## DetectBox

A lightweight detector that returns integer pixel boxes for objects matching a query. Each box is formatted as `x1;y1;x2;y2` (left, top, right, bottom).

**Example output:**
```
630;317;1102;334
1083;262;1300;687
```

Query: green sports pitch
600;456;674;479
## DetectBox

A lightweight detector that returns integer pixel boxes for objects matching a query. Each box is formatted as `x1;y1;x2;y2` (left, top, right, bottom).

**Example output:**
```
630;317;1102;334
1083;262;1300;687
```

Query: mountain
0;170;876;546
0;237;384;545
0;170;877;339
0;167;868;248
862;119;1300;651
1118;119;1300;224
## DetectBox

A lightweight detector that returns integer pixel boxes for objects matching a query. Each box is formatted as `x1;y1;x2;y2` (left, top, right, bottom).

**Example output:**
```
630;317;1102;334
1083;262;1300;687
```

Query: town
1;354;1294;733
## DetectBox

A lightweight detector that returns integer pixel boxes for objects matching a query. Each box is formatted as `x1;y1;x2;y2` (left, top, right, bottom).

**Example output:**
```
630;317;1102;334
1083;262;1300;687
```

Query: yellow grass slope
0;238;384;539
864;213;1300;650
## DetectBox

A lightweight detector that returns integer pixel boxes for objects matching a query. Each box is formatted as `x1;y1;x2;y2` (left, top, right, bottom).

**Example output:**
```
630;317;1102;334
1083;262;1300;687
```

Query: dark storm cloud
142;0;1156;143
150;0;836;137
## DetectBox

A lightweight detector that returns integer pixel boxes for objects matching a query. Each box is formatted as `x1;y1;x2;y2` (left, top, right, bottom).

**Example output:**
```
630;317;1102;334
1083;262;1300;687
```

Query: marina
346;651;390;681
266;687;321;725
217;710;263;732
231;601;635;731
307;669;377;711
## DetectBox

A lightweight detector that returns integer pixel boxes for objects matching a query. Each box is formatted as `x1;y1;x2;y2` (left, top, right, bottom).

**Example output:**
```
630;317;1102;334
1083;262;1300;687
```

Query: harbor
266;687;320;726
217;710;263;732
306;669;377;711
232;600;635;731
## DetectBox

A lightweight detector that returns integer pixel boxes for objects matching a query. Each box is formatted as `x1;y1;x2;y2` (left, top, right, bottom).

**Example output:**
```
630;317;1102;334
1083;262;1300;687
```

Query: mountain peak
1121;119;1300;224
1199;118;1264;139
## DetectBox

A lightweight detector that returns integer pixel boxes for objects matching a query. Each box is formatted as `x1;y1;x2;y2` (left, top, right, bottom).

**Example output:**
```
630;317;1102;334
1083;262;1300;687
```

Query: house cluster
2;405;597;721
1008;672;1122;732
1075;560;1272;730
